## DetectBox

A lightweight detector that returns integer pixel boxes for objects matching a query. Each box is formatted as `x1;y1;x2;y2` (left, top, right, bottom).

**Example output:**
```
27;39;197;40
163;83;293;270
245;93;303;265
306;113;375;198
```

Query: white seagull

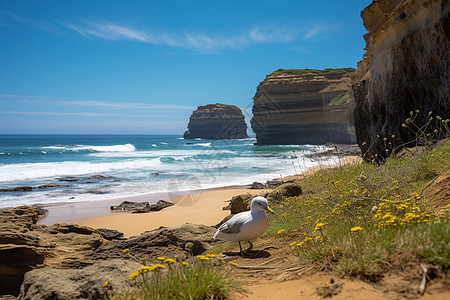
214;196;274;256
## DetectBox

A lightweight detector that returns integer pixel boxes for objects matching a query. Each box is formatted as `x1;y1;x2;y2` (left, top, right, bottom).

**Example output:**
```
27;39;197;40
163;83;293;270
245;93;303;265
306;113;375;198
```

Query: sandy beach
40;186;270;237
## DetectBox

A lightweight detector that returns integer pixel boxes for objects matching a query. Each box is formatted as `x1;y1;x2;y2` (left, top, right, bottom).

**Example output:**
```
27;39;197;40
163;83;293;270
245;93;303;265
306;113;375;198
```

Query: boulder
266;182;302;203
19;259;141;300
111;200;174;213
110;201;149;211
249;182;266;189
97;228;125;240
132;200;174;213
225;193;254;214
90;223;217;262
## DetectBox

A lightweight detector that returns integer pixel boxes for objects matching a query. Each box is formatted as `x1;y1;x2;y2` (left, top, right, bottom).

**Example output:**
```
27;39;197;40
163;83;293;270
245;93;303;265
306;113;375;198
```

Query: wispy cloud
0;95;195;111
303;25;328;39
63;21;300;53
0;110;124;117
1;10;61;34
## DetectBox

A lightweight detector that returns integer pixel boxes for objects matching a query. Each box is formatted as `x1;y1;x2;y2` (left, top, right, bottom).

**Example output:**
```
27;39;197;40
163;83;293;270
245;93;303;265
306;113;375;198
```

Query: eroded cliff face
353;0;450;159
184;104;248;139
251;69;357;145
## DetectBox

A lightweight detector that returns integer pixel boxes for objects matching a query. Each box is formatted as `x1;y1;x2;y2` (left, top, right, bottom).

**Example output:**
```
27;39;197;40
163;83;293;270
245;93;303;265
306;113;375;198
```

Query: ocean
0;134;332;209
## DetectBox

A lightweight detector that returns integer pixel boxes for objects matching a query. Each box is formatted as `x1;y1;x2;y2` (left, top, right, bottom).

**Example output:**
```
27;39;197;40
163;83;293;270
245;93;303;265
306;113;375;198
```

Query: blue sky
0;0;371;134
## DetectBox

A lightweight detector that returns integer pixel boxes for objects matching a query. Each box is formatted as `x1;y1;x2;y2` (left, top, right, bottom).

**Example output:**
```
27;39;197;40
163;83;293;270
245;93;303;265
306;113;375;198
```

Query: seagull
214;196;274;256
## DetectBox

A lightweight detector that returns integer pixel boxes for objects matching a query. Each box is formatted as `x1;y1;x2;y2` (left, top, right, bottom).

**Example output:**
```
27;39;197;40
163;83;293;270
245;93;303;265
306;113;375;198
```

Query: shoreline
64;186;271;237
35;154;362;237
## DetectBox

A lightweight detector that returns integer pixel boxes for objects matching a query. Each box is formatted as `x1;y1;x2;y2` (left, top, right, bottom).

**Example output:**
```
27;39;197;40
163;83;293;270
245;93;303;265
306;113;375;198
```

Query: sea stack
251;68;356;145
352;0;450;159
184;104;248;139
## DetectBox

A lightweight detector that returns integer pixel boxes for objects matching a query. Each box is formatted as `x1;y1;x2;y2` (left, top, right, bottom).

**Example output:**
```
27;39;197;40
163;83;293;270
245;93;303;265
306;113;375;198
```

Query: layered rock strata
184;104;248;139
251;69;356;145
352;0;450;159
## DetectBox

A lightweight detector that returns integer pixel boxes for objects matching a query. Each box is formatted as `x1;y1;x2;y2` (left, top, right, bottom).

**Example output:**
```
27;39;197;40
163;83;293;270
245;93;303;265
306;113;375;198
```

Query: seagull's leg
244;240;253;252
238;241;246;257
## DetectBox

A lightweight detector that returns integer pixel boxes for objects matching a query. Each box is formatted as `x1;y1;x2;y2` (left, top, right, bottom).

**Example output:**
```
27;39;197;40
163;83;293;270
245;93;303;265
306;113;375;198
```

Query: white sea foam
0;158;161;183
196;143;211;147
160;142;168;145
44;144;136;152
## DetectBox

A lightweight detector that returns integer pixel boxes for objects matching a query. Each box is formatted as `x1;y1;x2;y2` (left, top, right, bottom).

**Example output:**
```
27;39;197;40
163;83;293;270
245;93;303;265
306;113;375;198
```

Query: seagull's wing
218;212;251;234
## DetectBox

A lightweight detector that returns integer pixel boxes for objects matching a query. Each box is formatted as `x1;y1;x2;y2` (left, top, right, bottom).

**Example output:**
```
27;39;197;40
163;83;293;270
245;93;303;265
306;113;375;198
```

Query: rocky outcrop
0;206;105;295
251;68;356;145
184;104;248;139
19;259;141;300
110;200;174;213
89;223;218;262
352;0;450;159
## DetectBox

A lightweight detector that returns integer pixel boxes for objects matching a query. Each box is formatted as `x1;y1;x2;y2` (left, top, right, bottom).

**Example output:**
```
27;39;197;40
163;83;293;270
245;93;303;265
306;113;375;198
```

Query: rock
0;186;33;192
227;193;254;214
18;259;142;300
0;206;39;232
89;175;112;179
352;0;450;159
0;244;44;295
184;103;248;140
57;176;82;182
249;182;266;189
251;68;356;145
35;184;63;189
111;200;174;213
132;200;174;213
110;201;150;211
97;228;125;240
0;206;105;294
90;224;217;261
265;180;294;189
266;183;302;203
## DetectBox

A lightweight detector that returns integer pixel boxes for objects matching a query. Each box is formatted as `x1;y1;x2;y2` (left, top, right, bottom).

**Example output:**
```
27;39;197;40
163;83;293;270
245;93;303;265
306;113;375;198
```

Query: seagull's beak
265;207;274;215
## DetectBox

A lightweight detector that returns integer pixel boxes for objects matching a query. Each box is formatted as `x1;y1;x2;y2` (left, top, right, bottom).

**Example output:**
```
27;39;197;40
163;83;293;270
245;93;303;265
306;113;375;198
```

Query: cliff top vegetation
268;67;355;77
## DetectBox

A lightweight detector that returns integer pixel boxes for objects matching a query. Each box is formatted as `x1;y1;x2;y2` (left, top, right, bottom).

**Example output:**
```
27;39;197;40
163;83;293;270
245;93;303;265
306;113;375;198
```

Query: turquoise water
0;134;329;208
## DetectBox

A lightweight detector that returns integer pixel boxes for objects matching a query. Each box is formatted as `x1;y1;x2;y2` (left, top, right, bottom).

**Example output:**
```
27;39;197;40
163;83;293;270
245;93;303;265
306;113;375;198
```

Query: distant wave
196;143;211;147
44;144;136;152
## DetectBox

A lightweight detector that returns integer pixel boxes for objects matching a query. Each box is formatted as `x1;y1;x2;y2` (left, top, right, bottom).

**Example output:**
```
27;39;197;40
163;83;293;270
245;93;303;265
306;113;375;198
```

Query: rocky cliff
353;0;450;159
184;104;248;139
251;68;357;145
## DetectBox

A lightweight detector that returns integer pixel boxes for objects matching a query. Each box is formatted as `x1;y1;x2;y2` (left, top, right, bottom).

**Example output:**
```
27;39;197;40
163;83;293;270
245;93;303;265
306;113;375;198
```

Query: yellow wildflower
277;229;285;234
182;262;189;266
314;222;328;231
129;272;139;280
229;262;238;267
350;226;363;232
138;266;154;273
122;249;129;254
157;257;165;261
206;254;218;258
164;258;176;264
153;264;165;270
102;282;108;288
196;255;209;261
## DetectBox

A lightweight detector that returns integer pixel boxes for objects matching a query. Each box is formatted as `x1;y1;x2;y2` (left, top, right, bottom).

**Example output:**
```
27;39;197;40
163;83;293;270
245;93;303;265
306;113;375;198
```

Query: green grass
328;92;350;106
110;256;247;300
268;68;355;77
268;140;450;280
